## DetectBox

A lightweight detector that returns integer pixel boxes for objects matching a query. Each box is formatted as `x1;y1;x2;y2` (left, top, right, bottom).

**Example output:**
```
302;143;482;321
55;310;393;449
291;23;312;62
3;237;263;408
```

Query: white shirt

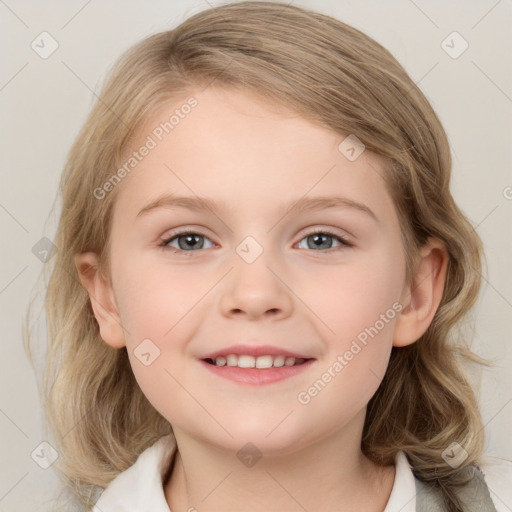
92;434;512;511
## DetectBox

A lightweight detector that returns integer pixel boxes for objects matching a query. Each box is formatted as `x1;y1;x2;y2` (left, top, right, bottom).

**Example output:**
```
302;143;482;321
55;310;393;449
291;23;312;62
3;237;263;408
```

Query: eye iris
179;234;203;250
309;233;332;250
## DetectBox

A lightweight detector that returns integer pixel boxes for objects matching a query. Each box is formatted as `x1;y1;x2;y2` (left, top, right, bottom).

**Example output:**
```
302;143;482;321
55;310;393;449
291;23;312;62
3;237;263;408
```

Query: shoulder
477;455;512;512
386;451;512;512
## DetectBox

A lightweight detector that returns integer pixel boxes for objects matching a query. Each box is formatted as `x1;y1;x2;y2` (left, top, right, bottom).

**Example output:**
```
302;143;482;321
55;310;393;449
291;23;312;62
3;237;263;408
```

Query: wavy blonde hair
25;2;489;510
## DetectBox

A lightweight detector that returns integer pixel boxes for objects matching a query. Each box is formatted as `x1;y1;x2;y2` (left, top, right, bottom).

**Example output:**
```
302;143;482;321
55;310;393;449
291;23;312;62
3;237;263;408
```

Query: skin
76;85;448;512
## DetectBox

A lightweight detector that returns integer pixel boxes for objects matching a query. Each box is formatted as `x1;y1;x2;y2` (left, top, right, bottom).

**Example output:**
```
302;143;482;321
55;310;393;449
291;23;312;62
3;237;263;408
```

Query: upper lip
199;344;314;360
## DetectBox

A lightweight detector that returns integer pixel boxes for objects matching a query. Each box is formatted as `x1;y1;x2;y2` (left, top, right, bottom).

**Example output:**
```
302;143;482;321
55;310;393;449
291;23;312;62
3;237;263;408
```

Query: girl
25;2;512;511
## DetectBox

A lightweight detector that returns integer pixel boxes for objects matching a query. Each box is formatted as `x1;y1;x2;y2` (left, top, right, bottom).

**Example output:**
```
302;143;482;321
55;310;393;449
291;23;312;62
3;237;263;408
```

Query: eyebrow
136;193;378;222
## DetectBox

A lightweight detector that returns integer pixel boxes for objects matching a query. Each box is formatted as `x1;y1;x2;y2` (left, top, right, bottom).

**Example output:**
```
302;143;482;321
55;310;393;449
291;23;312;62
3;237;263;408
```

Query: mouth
198;344;316;385
202;354;312;368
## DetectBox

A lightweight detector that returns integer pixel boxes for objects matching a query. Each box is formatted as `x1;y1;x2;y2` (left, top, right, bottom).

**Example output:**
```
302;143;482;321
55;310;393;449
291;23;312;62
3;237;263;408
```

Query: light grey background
1;1;511;510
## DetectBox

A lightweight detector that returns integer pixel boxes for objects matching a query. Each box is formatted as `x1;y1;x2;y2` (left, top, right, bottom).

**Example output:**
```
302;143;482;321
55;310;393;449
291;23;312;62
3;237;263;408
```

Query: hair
24;2;489;510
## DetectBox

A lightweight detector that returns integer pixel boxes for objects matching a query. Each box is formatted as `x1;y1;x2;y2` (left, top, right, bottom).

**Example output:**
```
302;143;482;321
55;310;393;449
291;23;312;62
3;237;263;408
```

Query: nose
218;249;294;321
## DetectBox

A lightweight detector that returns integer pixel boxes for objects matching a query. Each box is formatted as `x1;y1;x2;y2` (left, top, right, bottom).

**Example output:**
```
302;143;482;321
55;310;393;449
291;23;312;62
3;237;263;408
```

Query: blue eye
160;229;351;255
162;231;215;253
297;230;351;251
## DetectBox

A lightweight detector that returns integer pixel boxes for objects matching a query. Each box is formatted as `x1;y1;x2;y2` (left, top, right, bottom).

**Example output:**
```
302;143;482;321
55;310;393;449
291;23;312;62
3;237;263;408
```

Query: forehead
112;86;394;222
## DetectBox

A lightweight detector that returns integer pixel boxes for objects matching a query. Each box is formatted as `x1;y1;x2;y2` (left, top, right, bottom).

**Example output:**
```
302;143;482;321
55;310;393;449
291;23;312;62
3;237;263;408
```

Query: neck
164;412;395;512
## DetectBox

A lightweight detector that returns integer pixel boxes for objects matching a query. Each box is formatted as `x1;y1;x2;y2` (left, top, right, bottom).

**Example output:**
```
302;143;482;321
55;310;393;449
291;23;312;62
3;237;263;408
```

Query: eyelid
295;225;352;242
160;228;217;247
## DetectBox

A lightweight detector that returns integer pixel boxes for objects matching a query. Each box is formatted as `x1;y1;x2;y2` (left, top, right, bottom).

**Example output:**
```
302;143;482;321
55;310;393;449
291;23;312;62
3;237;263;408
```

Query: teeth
273;355;285;367
238;355;256;368
211;354;308;368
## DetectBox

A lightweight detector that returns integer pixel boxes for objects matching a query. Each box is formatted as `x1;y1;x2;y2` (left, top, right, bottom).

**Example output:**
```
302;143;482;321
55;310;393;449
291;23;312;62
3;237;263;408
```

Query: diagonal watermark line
357;55;439;141
266;410;294;437
478;397;512;435
0;472;29;503
407;0;439;28
265;470;310;512
472;0;503;29
368;367;384;382
397;492;416;512
472;61;512;104
200;0;215;9
377;61;440;125
267;164;337;234
470;260;512;311
470;204;499;233
0;265;28;295
0;0;29;28
0;409;29;439
63;403;96;439
392;61;439;110
61;61;129;128
92;503;105;512
366;158;387;182
197;55;236;94
0;62;29;92
488;487;510;511
0;203;29;233
164;367;234;438
480;273;512;310
163;267;234;337
88;292;132;336
163;164;233;233
200;471;233;502
265;265;336;335
61;0;93;29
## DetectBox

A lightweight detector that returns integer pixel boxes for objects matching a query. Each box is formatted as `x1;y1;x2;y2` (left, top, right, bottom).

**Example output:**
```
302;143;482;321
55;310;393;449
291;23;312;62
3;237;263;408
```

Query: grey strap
414;465;498;511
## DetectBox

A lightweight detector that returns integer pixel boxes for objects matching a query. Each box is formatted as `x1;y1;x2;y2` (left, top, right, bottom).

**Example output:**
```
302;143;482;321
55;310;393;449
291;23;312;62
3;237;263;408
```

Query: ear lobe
74;252;126;349
393;238;448;348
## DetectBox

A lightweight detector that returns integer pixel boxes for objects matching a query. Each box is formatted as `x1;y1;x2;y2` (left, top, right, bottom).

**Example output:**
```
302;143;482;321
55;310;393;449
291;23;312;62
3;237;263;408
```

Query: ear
393;238;448;347
74;252;126;348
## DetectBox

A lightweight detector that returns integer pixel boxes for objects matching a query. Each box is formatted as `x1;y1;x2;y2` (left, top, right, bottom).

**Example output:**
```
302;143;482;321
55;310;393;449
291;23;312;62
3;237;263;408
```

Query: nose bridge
219;234;293;319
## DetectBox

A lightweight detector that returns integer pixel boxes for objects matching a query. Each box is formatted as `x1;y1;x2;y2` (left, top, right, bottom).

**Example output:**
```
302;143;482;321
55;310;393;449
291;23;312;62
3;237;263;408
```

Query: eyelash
159;228;353;256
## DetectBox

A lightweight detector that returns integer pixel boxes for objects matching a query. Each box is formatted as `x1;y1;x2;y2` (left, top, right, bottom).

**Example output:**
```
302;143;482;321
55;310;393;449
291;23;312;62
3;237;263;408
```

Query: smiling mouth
203;354;311;368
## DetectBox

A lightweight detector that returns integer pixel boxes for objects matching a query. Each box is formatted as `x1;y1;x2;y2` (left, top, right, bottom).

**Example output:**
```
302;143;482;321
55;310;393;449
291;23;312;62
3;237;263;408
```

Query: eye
160;228;352;255
297;229;352;251
161;230;215;254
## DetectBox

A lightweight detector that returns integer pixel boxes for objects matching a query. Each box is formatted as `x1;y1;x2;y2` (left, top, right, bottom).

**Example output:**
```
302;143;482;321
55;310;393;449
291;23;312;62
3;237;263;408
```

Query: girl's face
93;86;416;454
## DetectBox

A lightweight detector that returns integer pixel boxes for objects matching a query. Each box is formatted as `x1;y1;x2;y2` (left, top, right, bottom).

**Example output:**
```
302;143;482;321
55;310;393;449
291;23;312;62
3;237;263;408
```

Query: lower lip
199;359;315;385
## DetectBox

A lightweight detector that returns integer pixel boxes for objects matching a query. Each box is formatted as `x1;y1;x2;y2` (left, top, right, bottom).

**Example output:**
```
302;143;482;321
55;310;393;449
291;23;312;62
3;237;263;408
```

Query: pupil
180;234;202;250
311;233;331;249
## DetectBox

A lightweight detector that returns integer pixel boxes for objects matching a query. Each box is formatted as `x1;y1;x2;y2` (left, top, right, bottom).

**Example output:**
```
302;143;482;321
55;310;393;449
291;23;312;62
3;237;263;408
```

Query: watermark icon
31;31;59;59
134;338;161;366
441;31;469;59
31;441;59;469
338;134;365;161
236;236;264;264
237;442;262;468
297;301;403;404
32;237;57;262
503;186;512;200
93;96;198;200
442;441;468;468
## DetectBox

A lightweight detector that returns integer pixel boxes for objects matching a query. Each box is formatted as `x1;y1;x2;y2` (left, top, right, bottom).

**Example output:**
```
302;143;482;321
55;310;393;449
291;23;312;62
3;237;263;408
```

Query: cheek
303;250;404;341
297;249;404;394
113;255;210;345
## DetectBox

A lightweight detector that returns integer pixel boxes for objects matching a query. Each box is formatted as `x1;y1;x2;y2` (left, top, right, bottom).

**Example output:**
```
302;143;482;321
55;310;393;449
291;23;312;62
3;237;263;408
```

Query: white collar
93;434;510;512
